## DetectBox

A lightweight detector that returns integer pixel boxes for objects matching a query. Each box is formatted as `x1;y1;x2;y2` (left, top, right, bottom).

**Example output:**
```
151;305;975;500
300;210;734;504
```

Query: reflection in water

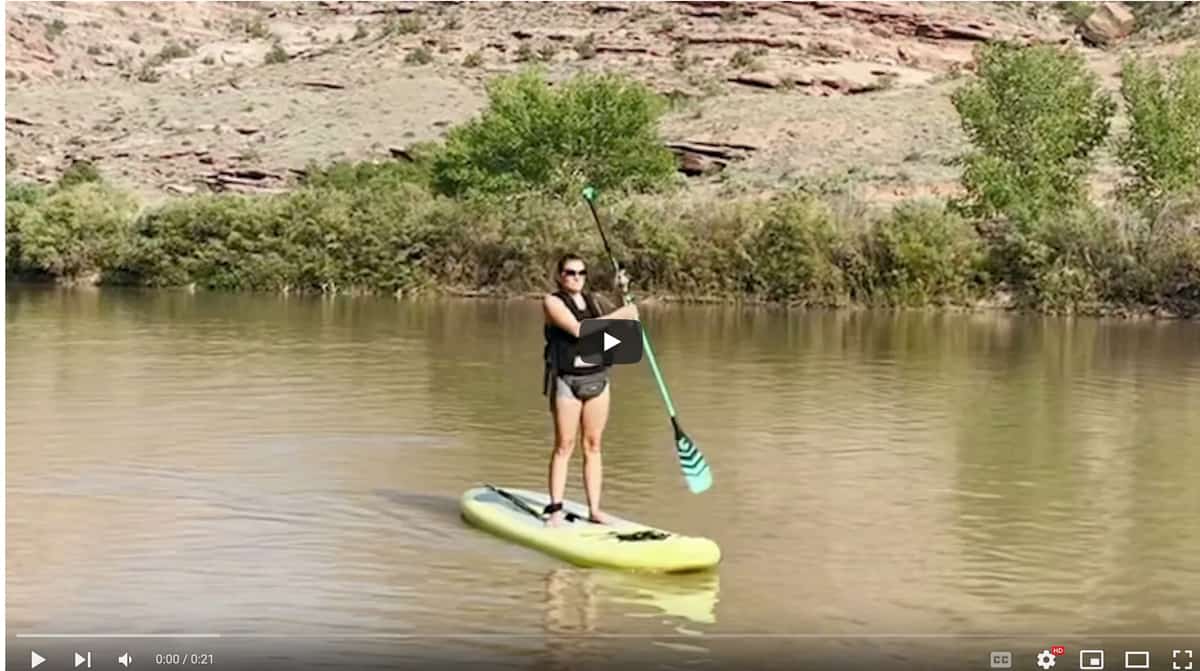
542;568;720;629
7;287;1200;659
597;571;720;627
540;568;718;669
542;568;601;671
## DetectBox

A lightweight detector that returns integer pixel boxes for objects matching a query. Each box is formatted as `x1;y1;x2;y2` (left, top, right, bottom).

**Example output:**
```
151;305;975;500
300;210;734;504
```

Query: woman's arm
545;294;638;337
544;295;583;337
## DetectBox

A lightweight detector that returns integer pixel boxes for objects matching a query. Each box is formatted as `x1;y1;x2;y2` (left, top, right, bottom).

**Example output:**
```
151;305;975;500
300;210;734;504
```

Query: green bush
124;186;441;293
404;46;433;65
5;180;49;206
58;160;103;189
10;183;138;282
124;193;278;289
1052;2;1095;27
676;199;760;296
747;195;851;304
7;201;35;276
1109;193;1200;314
264;43;289;65
439;193;600;291
300;146;437;191
601;196;761;297
858;201;984;305
431;69;678;198
1117;50;1200;211
1021;205;1124;311
952;42;1115;223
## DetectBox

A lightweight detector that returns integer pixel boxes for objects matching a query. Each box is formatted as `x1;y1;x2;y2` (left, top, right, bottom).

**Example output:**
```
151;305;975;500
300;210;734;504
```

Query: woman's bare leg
579;383;611;523
548;391;582;527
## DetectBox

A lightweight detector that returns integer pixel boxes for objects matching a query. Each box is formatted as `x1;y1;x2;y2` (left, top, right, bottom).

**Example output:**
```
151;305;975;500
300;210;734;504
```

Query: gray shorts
550;370;609;409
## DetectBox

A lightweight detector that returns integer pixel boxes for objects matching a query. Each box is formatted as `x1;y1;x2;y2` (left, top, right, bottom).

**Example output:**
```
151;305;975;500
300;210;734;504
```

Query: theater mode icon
1080;650;1105;670
1125;651;1150;669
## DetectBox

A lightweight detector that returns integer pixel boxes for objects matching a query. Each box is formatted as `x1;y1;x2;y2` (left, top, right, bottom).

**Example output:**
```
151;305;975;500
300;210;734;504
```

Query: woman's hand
615;268;631;294
613;303;639;321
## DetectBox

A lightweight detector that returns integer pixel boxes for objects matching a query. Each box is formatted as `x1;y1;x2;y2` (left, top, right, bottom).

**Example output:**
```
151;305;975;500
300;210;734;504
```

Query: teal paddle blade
675;430;712;494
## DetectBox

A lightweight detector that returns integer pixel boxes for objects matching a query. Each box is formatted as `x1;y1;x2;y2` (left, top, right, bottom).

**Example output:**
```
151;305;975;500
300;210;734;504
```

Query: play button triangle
603;331;621;352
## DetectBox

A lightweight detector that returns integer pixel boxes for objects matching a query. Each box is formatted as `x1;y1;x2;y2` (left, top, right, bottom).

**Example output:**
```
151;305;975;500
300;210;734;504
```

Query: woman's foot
544;501;567;528
587;509;613;525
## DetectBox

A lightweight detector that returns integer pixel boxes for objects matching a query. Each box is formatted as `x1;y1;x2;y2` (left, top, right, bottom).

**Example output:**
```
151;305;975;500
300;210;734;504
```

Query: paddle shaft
583;198;679;419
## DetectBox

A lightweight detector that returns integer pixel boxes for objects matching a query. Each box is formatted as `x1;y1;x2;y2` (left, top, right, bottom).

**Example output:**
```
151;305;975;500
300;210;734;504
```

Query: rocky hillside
6;1;1199;205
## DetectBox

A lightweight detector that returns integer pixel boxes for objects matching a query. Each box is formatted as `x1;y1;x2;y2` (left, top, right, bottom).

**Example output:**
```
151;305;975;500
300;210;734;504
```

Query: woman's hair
556;253;585;274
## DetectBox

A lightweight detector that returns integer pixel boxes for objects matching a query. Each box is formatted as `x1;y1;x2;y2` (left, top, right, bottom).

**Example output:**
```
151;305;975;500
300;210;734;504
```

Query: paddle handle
584;191;679;419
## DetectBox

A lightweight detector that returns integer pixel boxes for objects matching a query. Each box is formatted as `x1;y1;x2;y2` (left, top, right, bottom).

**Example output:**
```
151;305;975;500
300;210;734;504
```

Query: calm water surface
7;287;1200;669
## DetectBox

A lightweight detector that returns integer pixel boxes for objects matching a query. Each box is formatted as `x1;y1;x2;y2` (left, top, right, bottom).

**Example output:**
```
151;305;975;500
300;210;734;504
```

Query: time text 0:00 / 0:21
154;653;216;665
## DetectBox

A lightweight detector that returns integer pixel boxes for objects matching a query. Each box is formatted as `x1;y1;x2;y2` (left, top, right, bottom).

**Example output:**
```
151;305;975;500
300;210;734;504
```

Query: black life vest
543;290;605;391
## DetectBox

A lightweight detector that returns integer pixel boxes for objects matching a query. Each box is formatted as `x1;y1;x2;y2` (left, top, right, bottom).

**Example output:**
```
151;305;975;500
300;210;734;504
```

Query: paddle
581;186;712;494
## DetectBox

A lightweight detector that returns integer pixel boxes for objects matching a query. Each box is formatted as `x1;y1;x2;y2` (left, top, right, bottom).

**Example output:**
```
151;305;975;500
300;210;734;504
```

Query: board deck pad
460;486;721;573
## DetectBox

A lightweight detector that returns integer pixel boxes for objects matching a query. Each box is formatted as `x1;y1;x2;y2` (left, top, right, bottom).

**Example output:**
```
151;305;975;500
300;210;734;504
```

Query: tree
952;42;1115;223
432;69;678;198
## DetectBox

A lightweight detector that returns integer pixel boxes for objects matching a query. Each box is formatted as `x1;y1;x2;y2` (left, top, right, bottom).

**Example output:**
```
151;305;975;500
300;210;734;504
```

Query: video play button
578;319;643;365
603;331;621;352
31;651;45;669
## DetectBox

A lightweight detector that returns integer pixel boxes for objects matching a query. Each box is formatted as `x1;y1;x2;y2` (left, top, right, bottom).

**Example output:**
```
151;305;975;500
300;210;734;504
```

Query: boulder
1079;3;1135;46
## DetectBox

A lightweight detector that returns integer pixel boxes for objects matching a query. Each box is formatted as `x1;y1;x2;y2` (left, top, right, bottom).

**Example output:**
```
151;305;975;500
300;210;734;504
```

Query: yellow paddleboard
461;485;721;574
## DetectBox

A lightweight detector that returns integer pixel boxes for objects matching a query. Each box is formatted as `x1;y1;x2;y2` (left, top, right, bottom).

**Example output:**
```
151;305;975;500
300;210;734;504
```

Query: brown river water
7;286;1200;670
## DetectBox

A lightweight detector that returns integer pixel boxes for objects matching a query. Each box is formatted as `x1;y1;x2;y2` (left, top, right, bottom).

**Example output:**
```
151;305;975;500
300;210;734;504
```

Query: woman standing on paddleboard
542;253;638;527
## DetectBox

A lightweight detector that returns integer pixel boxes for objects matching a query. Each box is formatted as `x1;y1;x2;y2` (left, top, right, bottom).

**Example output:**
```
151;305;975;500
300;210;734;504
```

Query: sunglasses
561;269;587;278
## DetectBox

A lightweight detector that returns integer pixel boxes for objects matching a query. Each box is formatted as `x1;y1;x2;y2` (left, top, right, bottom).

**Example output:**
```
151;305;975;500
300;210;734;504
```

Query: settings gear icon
1037;650;1058;670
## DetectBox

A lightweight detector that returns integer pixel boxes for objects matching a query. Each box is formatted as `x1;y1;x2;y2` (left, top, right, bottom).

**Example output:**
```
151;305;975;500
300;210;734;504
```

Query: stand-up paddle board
461;485;721;573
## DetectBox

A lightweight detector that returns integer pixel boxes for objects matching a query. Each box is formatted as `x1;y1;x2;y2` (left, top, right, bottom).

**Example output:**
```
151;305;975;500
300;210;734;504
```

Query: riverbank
7;173;1198;318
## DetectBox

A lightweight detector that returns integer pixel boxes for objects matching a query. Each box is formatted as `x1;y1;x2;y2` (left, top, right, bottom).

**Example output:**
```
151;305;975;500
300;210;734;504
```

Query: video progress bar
15;633;1200;640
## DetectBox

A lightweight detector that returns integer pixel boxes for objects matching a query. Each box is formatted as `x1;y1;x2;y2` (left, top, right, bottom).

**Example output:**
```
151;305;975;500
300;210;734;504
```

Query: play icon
578;318;642;365
31;651;45;669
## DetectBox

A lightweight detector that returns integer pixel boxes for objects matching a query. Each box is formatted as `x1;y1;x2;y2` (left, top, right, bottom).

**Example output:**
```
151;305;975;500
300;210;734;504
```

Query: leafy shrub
952;42;1115;223
300;146;437;192
462;50;483;67
404;46;432;65
264;43;289;65
155;41;192;63
9;183;138;281
1106;192;1200;314
431;69;677;198
616;195;761;297
389;16;424;35
1117;50;1200;211
747;195;851;304
858;201;984;305
1052;2;1095;27
58;160;102;189
6;180;49;206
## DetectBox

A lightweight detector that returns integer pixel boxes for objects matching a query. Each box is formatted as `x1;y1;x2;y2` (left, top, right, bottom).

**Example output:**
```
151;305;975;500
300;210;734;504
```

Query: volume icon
118;652;133;668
